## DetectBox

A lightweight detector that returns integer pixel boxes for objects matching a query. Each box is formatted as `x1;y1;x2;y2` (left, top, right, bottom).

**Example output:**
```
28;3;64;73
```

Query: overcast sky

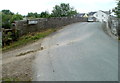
0;0;117;15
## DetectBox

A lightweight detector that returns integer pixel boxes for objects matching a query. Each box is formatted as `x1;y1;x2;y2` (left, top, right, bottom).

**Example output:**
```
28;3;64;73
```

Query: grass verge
2;77;20;81
2;28;57;51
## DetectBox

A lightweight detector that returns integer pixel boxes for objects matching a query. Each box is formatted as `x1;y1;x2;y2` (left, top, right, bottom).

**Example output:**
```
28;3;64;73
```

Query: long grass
2;28;56;51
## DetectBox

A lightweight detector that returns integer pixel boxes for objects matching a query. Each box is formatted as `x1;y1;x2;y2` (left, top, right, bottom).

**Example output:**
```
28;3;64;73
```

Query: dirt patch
16;46;44;57
2;52;36;81
16;51;35;57
2;40;43;81
1;27;62;81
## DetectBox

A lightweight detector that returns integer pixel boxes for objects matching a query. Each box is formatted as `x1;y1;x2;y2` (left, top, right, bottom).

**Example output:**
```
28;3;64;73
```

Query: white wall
94;10;109;22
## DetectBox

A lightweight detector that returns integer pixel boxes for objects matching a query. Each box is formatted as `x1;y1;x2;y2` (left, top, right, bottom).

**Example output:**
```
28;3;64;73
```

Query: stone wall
14;17;87;36
108;16;120;37
118;19;120;37
101;16;120;39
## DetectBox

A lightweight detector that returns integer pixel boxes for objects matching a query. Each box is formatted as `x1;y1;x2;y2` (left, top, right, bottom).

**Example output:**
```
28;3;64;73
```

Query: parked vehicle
87;17;94;22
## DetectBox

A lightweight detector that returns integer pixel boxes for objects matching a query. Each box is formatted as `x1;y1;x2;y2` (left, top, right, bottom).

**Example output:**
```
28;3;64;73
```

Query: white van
87;17;94;22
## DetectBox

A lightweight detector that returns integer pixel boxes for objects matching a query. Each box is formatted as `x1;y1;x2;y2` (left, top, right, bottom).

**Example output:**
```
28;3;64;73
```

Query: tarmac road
33;22;118;81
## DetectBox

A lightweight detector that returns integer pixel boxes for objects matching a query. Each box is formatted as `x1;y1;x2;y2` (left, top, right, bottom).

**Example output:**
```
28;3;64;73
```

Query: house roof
102;11;110;14
88;12;96;16
76;13;88;17
100;10;110;15
76;13;85;17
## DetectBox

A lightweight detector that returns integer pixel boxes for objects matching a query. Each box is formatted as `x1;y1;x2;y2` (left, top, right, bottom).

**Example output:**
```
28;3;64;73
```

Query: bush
2;29;19;47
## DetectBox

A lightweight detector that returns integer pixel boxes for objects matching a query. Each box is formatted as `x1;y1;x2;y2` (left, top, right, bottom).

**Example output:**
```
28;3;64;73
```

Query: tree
51;3;78;17
40;11;50;18
113;1;120;18
10;13;23;23
27;12;36;18
27;12;41;18
2;10;23;28
2;11;13;28
2;10;14;15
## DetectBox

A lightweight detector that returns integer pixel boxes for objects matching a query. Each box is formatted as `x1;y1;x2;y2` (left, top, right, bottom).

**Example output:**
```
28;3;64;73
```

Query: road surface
33;22;118;81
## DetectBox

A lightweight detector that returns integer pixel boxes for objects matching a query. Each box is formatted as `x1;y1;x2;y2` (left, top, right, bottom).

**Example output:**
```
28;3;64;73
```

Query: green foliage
2;10;14;28
2;10;14;15
2;10;23;28
2;77;19;81
27;11;50;18
2;29;20;47
10;13;23;23
26;3;77;18
0;12;2;28
2;28;56;51
2;12;12;28
27;12;40;18
40;11;50;18
113;1;120;18
2;31;12;46
51;3;78;17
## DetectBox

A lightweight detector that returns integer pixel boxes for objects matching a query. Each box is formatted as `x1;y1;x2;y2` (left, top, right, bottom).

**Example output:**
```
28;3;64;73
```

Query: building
88;12;96;17
93;10;110;22
76;13;88;17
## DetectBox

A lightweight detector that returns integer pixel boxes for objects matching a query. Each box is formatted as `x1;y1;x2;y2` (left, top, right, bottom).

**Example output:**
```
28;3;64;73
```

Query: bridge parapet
14;17;87;36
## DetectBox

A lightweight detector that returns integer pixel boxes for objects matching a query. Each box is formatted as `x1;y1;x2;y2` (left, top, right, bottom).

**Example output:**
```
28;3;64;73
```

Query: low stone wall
108;16;120;37
14;17;87;36
103;16;120;39
118;19;120;37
